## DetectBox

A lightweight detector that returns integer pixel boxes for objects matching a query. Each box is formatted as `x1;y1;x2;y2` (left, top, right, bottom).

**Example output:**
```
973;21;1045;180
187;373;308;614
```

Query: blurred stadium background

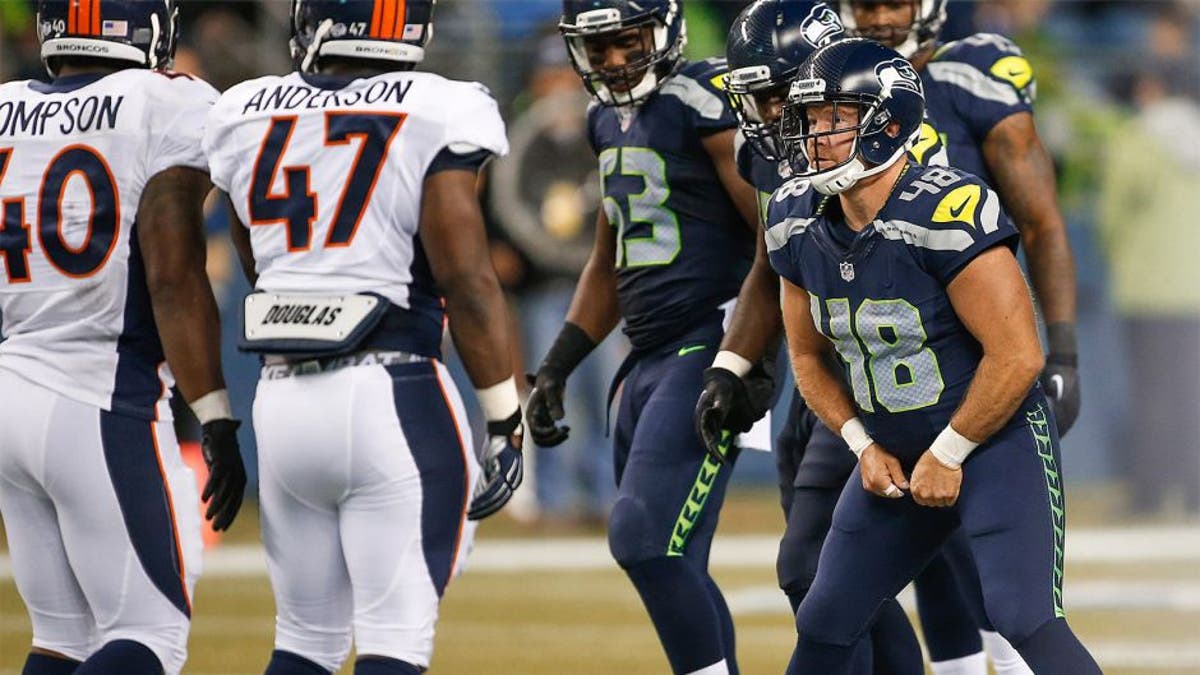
2;0;1199;672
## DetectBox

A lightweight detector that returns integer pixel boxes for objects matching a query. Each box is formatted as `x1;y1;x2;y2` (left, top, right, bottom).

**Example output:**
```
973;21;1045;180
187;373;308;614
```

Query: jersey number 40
249;111;406;252
0;145;119;284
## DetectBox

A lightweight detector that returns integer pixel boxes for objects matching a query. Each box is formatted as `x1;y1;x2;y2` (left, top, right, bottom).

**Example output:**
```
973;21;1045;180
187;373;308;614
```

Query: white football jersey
204;71;508;356
0;70;218;420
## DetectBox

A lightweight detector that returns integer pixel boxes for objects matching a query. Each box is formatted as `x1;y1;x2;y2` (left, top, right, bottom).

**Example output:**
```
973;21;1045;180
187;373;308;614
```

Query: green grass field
3;490;1199;674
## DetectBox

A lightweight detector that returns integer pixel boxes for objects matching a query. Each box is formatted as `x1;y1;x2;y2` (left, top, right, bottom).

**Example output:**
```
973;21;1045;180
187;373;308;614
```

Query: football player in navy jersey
840;4;1079;671
838;0;1079;439
706;1;1075;672
767;38;1100;675
703;3;923;674
525;1;760;673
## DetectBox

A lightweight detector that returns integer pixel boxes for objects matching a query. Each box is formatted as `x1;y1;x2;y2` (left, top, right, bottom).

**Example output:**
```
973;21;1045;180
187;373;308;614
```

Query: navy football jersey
735;117;948;223
921;33;1036;185
588;59;755;351
735;133;792;224
766;161;1032;457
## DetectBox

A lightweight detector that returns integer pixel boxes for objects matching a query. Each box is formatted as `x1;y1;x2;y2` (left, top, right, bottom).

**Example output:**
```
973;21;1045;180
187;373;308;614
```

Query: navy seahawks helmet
835;0;946;58
779;38;924;194
290;0;436;74
559;0;686;106
37;0;179;76
725;1;844;162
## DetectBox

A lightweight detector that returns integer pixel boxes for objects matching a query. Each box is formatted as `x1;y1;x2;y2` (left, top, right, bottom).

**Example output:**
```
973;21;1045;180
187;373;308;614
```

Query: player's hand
859;444;908;499
469;410;525;520
1040;356;1080;437
910;450;962;508
525;370;570;447
695;367;754;464
200;419;247;531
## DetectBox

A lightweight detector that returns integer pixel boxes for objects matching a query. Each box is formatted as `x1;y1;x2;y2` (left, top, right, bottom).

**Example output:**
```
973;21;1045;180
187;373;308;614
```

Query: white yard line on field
724;580;1200;615
1;526;1198;580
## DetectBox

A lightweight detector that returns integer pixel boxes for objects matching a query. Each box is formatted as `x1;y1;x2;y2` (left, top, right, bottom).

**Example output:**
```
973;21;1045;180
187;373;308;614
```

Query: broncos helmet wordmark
37;0;179;76
779;38;924;195
835;0;947;59
559;0;686;106
290;0;436;74
725;1;844;162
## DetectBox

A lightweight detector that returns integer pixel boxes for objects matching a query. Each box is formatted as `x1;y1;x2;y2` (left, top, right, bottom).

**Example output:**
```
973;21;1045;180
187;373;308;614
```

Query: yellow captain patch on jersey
933;184;982;228
990;55;1033;91
908;122;942;165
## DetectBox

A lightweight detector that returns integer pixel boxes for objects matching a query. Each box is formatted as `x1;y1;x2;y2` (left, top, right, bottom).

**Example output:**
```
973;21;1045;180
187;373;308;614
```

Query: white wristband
840;417;875;459
476;376;520;422
929;424;979;469
191;389;233;425
711;350;753;377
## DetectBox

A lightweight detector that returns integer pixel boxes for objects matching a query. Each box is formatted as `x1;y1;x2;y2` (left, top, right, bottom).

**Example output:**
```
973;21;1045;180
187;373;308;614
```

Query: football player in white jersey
202;1;524;673
0;1;247;674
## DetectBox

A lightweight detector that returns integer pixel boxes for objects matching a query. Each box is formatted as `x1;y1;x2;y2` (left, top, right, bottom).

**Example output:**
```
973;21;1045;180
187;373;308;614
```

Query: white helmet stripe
41;39;147;65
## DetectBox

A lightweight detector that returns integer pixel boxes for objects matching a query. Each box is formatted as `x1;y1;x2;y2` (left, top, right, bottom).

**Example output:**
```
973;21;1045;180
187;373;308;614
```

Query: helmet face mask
781;97;872;177
724;1;845;162
289;0;436;74
560;0;686;107
727;81;791;162
780;39;924;195
836;0;947;59
565;24;659;105
37;0;179;76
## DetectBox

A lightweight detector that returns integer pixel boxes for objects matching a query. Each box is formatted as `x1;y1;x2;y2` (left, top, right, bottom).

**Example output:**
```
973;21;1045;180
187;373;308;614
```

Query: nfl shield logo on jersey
840;261;855;281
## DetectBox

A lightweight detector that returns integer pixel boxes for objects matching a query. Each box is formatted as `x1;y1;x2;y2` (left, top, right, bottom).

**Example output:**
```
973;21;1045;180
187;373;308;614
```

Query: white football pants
0;368;201;674
255;358;479;671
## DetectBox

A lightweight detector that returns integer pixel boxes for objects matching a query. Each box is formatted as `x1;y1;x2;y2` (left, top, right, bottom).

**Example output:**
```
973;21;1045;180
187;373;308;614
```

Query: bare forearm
444;273;514;389
225;195;257;286
564;253;621;343
951;351;1044;442
139;167;225;403
721;249;782;360
1022;230;1076;326
985;114;1076;325
150;272;225;402
791;352;858;433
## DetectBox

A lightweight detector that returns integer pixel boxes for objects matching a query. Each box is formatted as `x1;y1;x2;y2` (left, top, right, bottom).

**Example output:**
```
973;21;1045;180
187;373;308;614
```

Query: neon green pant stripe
667;430;729;557
1027;403;1066;618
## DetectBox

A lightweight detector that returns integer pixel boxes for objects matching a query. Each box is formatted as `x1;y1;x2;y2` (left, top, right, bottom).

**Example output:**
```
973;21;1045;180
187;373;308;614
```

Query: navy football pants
777;394;994;663
610;329;739;674
789;404;1100;674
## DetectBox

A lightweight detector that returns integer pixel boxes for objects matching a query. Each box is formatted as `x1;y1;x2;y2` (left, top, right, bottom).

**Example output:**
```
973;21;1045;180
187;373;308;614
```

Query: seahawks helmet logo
801;5;844;47
875;58;922;97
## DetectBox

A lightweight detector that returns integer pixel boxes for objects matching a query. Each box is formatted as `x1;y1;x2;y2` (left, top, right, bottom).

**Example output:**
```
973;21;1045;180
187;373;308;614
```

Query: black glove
200;419;247;532
695;367;761;464
469;410;525;520
525;370;570;447
1040;323;1081;437
525;322;596;447
1041;354;1080;437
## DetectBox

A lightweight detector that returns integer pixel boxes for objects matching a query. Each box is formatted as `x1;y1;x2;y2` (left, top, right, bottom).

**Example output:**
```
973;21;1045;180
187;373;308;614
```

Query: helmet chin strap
810;145;907;195
147;13;161;68
892;32;921;59
301;19;335;73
